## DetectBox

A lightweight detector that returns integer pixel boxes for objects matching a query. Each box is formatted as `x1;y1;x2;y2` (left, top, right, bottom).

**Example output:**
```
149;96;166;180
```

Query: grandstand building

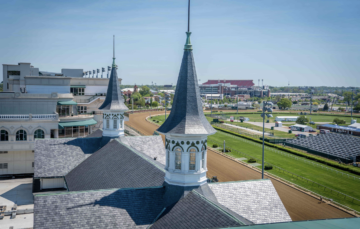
200;80;270;98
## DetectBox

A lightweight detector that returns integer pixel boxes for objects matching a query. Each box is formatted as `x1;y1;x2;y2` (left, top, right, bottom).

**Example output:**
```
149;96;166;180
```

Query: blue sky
0;0;359;86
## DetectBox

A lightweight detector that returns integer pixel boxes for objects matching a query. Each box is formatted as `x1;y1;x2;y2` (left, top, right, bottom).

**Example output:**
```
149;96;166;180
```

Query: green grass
150;115;167;125
207;112;357;124
207;131;360;211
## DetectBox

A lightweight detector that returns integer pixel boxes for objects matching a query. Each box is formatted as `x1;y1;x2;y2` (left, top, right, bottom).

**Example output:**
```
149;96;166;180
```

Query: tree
312;102;319;106
296;115;309;125
343;91;353;106
131;92;142;101
333;118;346;125
277;98;292;109
139;86;151;97
323;103;329;111
151;101;159;107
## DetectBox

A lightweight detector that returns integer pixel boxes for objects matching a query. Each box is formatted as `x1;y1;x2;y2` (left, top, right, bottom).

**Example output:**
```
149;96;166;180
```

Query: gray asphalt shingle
209;180;292;224
65;139;165;191
151;191;245;229
34;187;164;229
34;138;104;178
157;50;215;135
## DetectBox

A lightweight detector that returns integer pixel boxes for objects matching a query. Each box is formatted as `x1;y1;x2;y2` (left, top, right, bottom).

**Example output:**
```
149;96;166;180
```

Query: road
125;111;354;221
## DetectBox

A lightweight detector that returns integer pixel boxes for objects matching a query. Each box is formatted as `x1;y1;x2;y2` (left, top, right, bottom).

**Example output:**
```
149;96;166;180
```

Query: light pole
211;85;213;115
260;101;273;179
165;93;168;120
236;86;239;114
350;87;355;120
132;98;134;114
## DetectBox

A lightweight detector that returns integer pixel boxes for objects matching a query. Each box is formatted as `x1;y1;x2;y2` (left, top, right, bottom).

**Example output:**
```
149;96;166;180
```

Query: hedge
213;126;360;176
219;148;231;153
248;158;257;163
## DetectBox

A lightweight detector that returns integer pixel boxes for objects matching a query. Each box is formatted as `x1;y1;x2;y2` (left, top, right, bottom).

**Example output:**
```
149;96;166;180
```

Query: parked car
295;134;307;138
309;121;315;124
320;129;330;134
309;129;316;132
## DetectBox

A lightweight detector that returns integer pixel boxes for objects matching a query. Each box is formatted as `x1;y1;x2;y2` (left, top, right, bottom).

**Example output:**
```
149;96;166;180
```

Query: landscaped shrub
265;165;273;170
212;144;219;148
212;126;360;176
219;148;231;153
248;158;257;163
156;121;159;123
333;118;346;125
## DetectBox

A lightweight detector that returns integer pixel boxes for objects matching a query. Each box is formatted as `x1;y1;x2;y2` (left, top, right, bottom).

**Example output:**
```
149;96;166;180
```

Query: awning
59;119;97;129
57;100;77;105
70;85;86;88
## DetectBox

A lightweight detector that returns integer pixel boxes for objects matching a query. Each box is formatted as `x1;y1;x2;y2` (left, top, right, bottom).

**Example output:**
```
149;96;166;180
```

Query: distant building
200;79;269;98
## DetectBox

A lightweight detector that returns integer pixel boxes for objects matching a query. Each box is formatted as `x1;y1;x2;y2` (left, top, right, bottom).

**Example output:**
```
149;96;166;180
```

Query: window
106;119;110;129
34;129;45;139
0;163;8;169
70;88;85;96
113;119;117;129
32;162;34;168
202;146;206;169
120;119;123;128
16;130;27;141
202;151;205;169
189;148;196;170
175;148;182;170
167;150;170;168
7;71;20;78
0;130;8;141
7;83;9;89
77;106;87;114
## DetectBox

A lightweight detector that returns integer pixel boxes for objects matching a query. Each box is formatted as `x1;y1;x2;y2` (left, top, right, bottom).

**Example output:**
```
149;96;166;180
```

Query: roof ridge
192;190;246;225
35;185;164;197
115;139;166;172
209;179;270;185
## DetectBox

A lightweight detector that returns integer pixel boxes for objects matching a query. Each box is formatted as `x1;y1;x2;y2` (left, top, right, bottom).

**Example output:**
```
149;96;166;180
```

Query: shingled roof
151;191;247;229
98;46;128;111
209;180;292;224
157;33;215;135
34;187;165;229
65;139;165;191
34;138;104;178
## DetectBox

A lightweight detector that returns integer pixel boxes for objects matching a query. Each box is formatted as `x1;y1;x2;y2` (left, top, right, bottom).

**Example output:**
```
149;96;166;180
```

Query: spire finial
112;35;116;67
188;0;190;32
184;0;193;50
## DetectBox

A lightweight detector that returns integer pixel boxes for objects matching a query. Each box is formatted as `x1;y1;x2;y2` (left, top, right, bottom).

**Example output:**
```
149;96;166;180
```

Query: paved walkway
247;122;315;136
223;123;270;136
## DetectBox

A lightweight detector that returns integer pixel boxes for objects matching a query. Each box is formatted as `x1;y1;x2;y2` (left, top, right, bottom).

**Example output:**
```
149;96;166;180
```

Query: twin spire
98;35;128;111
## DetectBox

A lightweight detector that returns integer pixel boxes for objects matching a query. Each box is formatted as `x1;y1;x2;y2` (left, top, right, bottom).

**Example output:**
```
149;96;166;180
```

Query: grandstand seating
285;133;360;163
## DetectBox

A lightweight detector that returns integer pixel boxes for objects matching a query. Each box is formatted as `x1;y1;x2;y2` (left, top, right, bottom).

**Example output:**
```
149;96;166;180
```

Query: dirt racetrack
126;111;354;221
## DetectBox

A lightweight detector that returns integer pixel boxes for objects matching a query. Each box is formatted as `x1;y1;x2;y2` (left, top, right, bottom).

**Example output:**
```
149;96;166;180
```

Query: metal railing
0;114;58;120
